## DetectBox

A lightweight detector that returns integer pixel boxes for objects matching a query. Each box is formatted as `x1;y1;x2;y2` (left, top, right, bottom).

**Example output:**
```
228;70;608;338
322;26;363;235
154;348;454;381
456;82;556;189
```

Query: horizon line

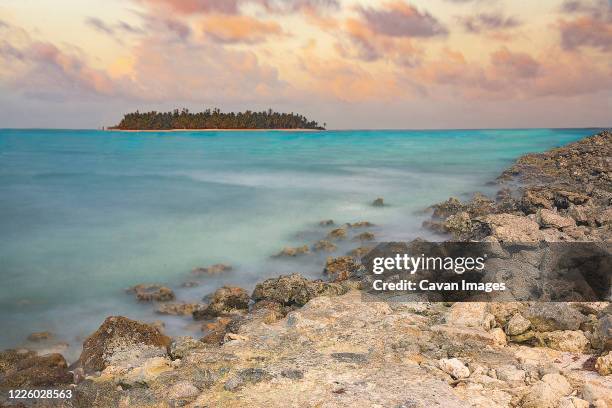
1;126;610;132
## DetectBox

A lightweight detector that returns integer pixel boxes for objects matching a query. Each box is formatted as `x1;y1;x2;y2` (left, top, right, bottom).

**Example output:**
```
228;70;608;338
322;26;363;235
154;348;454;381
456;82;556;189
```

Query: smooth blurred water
0;128;601;360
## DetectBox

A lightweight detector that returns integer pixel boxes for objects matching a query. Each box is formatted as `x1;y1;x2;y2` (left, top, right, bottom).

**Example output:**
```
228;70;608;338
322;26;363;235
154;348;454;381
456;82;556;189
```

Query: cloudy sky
0;0;610;129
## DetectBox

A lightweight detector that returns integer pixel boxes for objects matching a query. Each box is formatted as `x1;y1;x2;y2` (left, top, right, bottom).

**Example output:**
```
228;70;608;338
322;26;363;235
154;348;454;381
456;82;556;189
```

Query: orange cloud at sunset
0;0;610;128
200;15;284;44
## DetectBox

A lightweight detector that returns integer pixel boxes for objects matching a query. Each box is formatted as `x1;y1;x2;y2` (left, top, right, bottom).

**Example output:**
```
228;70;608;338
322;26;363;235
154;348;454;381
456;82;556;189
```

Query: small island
109;108;326;131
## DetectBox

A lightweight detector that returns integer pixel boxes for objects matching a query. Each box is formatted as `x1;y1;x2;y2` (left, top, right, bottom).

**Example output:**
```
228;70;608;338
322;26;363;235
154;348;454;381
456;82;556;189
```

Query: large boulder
76;316;171;373
251;274;355;307
193;286;250;319
0;352;72;389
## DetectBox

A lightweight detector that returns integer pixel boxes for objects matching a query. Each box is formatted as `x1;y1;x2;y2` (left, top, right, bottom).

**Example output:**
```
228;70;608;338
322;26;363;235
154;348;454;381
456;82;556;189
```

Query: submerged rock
156;302;201;316
312;239;337;252
193;286;249;319
327;227;347;240
27;331;53;342
354;231;375;242
350;221;374;228
76;316;171;373
192;263;232;276
318;219;334;226
372;197;385;207
127;284;175;302
274;245;310;257
347;246;374;259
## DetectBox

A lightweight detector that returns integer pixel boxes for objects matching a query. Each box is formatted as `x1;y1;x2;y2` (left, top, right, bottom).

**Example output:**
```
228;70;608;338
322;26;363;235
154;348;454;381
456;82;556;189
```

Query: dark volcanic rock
76;316;171;373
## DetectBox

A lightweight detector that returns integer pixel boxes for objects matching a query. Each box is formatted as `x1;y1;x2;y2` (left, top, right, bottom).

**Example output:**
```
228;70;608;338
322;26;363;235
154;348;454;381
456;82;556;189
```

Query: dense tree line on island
110;108;325;130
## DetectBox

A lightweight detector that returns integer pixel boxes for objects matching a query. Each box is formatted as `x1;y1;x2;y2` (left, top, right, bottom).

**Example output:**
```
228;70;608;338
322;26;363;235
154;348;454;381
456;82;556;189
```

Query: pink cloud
460;12;521;33
490;47;540;78
558;0;612;51
357;1;448;38
200;15;284;44
138;0;338;15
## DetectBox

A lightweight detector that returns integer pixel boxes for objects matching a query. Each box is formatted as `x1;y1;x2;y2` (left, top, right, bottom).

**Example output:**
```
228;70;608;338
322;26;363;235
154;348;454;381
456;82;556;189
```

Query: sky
0;0;610;129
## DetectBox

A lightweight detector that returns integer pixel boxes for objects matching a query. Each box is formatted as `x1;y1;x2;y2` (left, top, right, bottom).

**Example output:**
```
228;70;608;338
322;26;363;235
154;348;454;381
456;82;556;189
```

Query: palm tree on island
109;108;325;131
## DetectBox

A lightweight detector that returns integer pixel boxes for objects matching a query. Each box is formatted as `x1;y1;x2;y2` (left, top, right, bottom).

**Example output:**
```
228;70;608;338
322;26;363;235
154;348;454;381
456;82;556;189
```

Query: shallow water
0;128;601;360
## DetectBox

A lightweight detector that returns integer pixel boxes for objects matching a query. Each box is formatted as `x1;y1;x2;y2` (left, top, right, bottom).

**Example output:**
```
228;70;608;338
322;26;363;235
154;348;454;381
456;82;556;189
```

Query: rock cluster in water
1;130;610;407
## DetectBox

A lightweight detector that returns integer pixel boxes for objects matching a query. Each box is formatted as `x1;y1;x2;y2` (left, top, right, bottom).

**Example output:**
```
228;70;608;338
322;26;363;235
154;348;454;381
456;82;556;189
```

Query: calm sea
0;128;602;360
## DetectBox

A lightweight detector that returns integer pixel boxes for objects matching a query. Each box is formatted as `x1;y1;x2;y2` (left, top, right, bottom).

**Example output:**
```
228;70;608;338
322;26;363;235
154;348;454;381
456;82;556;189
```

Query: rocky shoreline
1;130;610;407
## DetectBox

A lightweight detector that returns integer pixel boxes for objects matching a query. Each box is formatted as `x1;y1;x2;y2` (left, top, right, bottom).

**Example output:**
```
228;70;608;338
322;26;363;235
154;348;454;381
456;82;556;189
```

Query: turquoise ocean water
0;128;602;360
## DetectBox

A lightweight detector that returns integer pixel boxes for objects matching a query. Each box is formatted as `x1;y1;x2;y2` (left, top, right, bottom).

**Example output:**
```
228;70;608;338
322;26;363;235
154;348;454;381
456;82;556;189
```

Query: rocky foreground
1;130;610;407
